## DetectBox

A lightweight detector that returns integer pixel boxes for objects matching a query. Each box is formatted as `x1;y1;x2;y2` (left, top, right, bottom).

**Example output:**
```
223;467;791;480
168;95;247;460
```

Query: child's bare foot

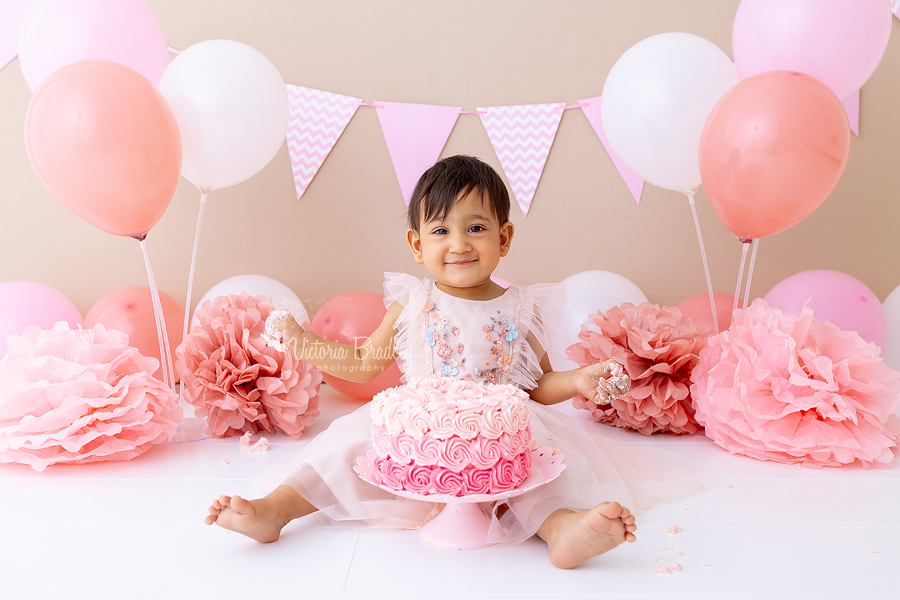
538;502;637;569
205;494;286;543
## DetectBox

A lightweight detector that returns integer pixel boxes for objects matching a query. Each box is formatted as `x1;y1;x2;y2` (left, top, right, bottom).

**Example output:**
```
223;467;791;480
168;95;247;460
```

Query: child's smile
407;190;513;299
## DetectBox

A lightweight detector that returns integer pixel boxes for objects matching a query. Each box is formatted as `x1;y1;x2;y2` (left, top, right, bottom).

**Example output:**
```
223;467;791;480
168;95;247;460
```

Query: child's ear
499;221;514;257
406;229;424;264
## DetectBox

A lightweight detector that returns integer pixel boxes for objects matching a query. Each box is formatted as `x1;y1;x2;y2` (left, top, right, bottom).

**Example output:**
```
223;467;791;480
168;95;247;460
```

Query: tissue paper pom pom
691;299;900;468
176;293;322;439
0;322;181;472
567;302;707;435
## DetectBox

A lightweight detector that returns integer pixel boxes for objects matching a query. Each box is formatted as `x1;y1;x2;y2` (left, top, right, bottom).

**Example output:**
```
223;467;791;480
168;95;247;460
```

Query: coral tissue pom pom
0;323;181;471
691;299;900;468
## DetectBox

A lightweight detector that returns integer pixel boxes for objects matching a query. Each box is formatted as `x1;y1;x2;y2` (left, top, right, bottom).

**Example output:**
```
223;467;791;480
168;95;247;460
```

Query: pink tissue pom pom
691;299;900;468
567;302;707;435
176;293;322;439
0;322;181;471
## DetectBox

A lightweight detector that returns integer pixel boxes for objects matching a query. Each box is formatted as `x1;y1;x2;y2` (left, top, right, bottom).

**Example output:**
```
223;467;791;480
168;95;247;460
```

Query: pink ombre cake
368;377;532;497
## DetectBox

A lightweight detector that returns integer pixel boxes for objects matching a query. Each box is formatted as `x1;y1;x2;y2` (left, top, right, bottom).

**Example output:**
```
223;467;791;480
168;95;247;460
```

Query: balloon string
686;191;718;335
733;242;749;319
145;239;174;389
139;238;175;390
743;238;760;309
183;192;208;343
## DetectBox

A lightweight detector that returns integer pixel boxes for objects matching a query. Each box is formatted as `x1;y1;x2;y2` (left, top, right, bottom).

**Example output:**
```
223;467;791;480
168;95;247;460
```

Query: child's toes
597;502;625;520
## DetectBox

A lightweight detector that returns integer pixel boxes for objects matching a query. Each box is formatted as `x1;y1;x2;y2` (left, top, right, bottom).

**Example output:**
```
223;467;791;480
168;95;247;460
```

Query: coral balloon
676;293;736;335
311;291;402;400
546;271;648;372
158;40;288;192
24;60;182;237
764;270;886;347
85;286;184;379
0;281;82;353
600;32;739;192
18;0;169;92
699;71;850;240
733;0;892;103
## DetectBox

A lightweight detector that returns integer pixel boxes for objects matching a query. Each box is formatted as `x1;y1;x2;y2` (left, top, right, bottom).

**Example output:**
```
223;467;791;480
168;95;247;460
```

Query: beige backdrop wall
2;0;899;321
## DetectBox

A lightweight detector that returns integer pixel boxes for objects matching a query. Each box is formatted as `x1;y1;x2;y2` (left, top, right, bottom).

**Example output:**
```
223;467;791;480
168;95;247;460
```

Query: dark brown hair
406;155;510;232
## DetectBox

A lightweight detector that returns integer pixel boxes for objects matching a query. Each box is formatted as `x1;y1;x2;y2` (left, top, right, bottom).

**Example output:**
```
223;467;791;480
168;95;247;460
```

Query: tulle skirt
261;400;699;545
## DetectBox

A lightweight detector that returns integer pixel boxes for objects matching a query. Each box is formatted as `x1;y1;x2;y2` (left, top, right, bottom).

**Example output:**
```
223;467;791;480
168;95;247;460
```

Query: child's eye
469;225;485;233
433;227;448;235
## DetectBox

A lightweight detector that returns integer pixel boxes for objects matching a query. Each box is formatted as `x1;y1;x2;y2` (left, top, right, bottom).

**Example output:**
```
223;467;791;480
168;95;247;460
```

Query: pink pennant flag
477;103;565;217
286;84;362;200
579;96;644;205
0;1;34;70
375;101;461;206
844;90;859;136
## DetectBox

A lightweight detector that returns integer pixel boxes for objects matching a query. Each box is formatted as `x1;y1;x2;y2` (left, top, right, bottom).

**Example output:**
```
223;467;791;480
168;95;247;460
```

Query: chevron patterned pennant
477;103;565;217
579;96;644;205
286;84;362;199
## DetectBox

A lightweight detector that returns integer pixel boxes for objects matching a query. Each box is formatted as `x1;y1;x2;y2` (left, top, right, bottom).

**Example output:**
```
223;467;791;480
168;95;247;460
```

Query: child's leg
536;502;637;569
205;484;317;543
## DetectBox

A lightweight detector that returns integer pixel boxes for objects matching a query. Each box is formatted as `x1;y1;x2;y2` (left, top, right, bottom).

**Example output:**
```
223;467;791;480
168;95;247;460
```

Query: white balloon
881;284;900;375
546;271;649;372
601;32;739;193
158;40;288;192
191;275;309;330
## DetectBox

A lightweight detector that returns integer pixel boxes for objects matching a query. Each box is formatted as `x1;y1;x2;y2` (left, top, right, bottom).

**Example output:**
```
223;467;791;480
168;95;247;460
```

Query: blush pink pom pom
691;299;900;468
176;293;322;439
567;302;707;435
0;322;182;471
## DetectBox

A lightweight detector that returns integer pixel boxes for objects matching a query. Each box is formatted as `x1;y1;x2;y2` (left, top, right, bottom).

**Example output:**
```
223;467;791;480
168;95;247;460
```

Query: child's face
406;190;513;291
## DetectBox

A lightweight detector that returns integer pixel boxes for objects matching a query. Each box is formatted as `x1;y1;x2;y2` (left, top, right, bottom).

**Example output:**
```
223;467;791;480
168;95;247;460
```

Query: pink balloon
764;270;886;347
699;71;850;240
311;291;403;400
85;286;184;378
0;281;83;351
732;0;892;102
491;276;513;289
676;293;736;335
18;0;169;92
25;60;181;238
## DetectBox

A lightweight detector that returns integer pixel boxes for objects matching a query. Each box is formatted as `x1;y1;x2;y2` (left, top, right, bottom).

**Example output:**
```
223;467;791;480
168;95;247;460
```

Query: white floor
1;385;897;600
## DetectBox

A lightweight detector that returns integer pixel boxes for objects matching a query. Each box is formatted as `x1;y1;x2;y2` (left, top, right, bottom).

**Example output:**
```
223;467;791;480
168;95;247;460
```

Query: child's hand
574;360;631;406
264;310;304;353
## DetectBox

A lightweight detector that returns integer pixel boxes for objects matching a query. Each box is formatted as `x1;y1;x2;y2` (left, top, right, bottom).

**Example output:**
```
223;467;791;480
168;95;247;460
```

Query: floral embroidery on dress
476;311;516;384
423;300;467;378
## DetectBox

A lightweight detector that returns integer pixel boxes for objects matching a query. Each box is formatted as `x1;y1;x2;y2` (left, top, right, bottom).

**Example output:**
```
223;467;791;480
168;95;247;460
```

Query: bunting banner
286;84;362;200
579;96;644;205
0;1;33;71
477;103;565;217
375;101;461;206
844;90;860;136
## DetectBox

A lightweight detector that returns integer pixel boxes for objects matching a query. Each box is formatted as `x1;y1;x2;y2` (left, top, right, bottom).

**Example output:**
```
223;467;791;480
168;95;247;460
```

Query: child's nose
449;232;472;252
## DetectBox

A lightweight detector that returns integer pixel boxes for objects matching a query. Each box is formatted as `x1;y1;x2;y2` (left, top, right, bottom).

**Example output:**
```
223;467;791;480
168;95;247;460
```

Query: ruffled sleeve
383;272;433;381
503;283;566;390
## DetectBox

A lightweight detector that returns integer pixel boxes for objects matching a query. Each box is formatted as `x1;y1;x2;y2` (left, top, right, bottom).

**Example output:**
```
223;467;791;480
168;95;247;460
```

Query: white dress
270;273;697;544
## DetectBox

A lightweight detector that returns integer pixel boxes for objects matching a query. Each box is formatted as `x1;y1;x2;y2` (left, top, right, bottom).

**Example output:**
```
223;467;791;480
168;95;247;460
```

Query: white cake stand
354;446;565;550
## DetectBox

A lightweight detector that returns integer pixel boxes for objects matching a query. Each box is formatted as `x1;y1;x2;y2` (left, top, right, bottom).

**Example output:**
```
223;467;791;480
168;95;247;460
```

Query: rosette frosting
368;377;533;497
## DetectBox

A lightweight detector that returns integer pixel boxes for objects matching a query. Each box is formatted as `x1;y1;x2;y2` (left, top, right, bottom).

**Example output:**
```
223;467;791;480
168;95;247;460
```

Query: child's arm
270;302;403;383
528;351;622;406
